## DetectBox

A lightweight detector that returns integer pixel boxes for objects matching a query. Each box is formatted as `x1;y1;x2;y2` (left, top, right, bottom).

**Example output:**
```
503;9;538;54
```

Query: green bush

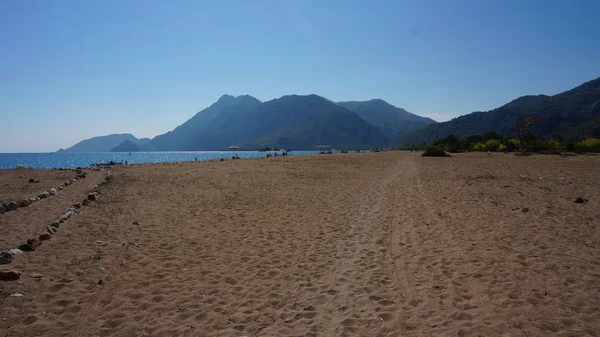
530;139;550;152
574;138;600;152
484;139;502;151
473;143;487;151
422;147;451;157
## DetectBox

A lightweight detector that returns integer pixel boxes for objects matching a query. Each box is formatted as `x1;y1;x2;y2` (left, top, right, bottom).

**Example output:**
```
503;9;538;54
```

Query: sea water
0;151;320;170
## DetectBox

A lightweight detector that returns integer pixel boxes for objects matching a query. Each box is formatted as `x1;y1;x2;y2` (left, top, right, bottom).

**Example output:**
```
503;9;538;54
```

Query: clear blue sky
1;0;599;152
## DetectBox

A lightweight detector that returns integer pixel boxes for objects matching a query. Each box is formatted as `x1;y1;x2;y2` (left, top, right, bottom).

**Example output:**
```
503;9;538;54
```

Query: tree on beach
516;114;542;152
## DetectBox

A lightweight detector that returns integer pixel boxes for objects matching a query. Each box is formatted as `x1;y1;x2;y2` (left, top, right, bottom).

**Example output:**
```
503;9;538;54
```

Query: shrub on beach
472;143;487;151
574;138;600;153
422;147;451;157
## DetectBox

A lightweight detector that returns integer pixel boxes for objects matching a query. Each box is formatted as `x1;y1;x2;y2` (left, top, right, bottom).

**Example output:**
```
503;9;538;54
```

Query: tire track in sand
319;158;407;337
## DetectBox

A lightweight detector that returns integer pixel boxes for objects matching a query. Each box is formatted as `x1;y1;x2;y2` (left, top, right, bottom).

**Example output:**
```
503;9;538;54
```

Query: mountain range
58;76;600;152
62;95;433;152
57;134;150;152
337;99;436;140
398;77;600;146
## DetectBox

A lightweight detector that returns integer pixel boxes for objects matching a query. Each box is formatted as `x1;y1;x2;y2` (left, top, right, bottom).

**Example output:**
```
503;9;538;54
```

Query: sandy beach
1;152;599;336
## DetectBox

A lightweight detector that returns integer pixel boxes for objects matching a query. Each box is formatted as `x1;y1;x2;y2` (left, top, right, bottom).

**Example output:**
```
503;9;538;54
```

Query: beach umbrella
229;145;240;159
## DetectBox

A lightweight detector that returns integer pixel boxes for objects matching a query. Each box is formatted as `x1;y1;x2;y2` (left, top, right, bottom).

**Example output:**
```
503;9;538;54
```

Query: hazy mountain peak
218;94;236;102
59;133;148;152
336;99;436;140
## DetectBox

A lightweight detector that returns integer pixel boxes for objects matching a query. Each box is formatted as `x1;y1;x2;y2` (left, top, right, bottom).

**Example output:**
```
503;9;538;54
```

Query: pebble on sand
0;269;21;281
39;233;52;241
87;193;97;201
19;199;32;207
82;199;91;206
18;244;35;252
49;188;58;195
8;249;23;256
0;252;13;265
7;202;19;211
29;273;43;279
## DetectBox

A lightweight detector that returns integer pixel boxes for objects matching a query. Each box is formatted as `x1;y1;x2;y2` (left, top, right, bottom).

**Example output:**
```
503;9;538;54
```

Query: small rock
29;273;43;279
49;188;58;196
50;221;60;228
47;225;57;234
38;191;50;199
28;178;35;183
7;202;19;211
18;244;35;252
19;199;32;207
522;207;529;213
82;199;91;206
28;197;37;203
98;279;104;285
57;186;63;191
77;173;87;179
574;197;586;204
64;180;71;186
8;249;23;256
0;269;20;281
39;233;52;241
73;202;82;209
303;305;316;311
59;215;67;222
87;193;97;201
0;252;13;264
10;292;24;297
0;205;5;214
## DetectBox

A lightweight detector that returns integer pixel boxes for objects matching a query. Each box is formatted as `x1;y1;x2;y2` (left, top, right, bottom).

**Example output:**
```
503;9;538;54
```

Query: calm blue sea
0;151;320;170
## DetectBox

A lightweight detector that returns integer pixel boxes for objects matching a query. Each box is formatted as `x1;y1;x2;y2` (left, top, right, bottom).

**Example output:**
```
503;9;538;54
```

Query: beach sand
0;168;103;251
1;152;599;336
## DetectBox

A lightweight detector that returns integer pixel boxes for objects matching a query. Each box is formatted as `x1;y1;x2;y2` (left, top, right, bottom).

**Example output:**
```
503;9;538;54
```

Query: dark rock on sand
39;233;52;241
87;193;97;201
20;199;32;207
82;199;91;206
7;202;19;211
574;197;586;204
0;269;21;281
73;202;82;209
18;244;35;252
38;191;50;199
0;251;13;264
0;205;5;214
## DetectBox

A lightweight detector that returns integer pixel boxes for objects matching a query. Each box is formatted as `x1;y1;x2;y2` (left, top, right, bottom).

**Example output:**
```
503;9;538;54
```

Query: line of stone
0;172;113;281
0;170;88;215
